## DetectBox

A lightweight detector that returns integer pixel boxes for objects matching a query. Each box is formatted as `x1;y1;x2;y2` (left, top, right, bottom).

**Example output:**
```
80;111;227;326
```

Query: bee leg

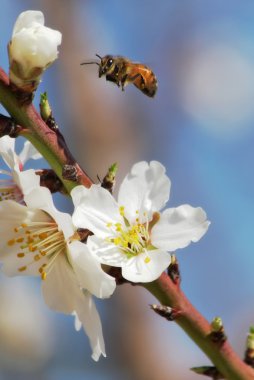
121;74;129;91
122;73;145;91
106;74;120;87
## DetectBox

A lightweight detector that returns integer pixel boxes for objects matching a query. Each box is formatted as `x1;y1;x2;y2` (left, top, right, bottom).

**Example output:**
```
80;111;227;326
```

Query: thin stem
144;273;254;380
0;67;92;193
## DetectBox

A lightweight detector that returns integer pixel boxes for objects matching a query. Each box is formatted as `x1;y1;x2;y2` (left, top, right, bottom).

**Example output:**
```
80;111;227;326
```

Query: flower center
106;207;151;259
7;215;66;280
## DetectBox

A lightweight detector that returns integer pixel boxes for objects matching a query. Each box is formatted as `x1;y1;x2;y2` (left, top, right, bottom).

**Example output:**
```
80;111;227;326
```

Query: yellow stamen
18;266;27;272
119;206;125;216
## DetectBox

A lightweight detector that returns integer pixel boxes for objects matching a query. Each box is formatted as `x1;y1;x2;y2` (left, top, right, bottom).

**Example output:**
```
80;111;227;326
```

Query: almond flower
0;186;116;360
72;161;210;283
0;136;41;203
8;10;62;92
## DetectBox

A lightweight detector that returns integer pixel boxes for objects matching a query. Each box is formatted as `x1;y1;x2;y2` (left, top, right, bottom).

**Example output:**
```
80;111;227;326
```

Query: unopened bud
150;304;181;321
8;11;62;96
244;326;254;367
40;92;58;131
101;163;118;193
209;317;227;344
247;326;254;350
167;253;181;285
211;317;223;332
40;92;52;121
191;366;223;379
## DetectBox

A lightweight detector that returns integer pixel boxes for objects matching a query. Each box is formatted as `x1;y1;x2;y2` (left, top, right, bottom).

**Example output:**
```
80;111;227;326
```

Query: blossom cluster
0;136;209;359
0;10;210;360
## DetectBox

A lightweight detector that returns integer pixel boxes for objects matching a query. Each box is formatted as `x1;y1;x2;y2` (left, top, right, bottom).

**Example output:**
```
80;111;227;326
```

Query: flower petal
24;187;74;239
13;165;40;196
71;185;121;239
122;249;171;283
0;136;17;169
68;240;116;298
0;200;51;277
152;205;210;251
13;11;44;35
19;140;42;165
42;254;105;360
87;235;129;267
118;161;171;223
75;290;106;361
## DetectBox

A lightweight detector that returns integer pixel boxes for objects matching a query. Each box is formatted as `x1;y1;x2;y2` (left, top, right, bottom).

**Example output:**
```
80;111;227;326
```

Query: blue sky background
1;1;254;379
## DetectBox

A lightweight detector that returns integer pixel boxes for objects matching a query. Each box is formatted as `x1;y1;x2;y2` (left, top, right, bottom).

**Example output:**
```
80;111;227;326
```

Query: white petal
24;187;74;239
87;235;129;267
19;140;42;165
13;165;40;196
118;161;171;223
73;311;82;331
72;185;121;239
0;201;51;277
75;290;106;361
152;205;210;251
122;249;171;283
10;11;62;72
42;254;105;360
0;136;18;169
13;11;44;35
42;254;79;313
68;240;116;298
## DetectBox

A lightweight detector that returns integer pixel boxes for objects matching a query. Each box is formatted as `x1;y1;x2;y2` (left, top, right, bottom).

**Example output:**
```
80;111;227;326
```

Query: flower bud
8;10;62;94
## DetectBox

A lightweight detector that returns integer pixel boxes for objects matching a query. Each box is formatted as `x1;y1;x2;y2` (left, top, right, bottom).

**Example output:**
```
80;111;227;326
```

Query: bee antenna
95;53;102;60
80;61;99;66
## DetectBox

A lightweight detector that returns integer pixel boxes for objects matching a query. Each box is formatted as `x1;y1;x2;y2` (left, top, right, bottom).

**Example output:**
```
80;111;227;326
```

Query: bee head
98;55;115;77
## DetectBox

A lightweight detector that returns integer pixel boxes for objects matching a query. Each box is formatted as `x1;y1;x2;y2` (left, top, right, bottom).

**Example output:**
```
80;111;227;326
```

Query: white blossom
0;136;41;203
8;10;62;90
0;186;116;360
72;161;210;283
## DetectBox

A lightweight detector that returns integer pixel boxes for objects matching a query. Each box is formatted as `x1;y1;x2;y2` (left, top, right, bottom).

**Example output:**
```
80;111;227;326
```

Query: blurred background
1;0;254;379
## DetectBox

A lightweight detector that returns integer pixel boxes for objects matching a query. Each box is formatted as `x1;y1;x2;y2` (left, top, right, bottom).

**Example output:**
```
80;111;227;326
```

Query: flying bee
81;54;157;97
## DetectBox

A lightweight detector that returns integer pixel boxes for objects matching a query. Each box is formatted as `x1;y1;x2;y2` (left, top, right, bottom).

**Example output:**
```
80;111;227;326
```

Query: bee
81;54;157;97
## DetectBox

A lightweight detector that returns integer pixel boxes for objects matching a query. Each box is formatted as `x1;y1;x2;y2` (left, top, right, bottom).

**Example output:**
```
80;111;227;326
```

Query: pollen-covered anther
18;266;27;272
7;239;16;246
34;254;41;261
29;244;37;252
7;220;66;279
119;206;125;216
107;216;150;257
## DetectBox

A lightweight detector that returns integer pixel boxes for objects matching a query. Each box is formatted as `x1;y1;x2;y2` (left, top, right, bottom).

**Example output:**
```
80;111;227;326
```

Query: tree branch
144;273;254;380
0;67;92;193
